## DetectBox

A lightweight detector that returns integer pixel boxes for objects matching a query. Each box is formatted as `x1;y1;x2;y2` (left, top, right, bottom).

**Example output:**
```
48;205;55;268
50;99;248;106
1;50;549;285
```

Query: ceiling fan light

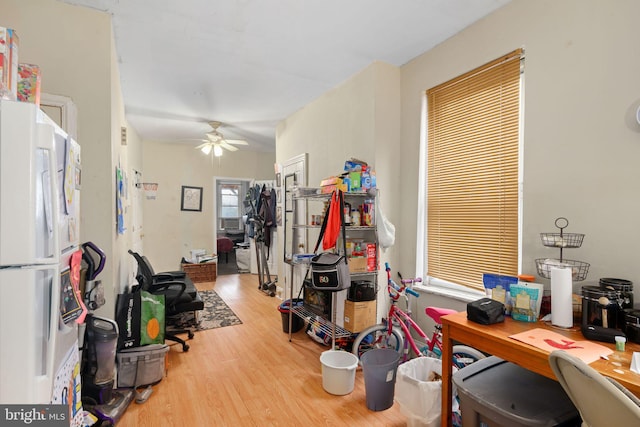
201;144;212;155
213;145;223;157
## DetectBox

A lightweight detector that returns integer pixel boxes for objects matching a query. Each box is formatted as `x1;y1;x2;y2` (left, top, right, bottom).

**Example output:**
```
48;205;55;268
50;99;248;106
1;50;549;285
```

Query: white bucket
320;350;359;395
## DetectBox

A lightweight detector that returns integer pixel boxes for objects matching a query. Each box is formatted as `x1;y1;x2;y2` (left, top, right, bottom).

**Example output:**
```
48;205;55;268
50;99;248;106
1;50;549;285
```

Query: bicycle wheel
351;323;404;362
451;345;485;369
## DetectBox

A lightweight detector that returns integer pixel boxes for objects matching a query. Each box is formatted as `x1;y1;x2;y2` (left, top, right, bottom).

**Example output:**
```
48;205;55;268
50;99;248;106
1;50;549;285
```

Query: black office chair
128;250;204;351
140;254;187;282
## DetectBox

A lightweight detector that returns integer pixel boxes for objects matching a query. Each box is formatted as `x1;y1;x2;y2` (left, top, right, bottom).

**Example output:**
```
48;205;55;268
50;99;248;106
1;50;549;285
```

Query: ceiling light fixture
201;144;212;155
213;144;223;157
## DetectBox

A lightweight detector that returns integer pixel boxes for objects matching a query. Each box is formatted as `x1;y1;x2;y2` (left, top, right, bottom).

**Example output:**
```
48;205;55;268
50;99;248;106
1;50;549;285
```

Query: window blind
426;49;523;290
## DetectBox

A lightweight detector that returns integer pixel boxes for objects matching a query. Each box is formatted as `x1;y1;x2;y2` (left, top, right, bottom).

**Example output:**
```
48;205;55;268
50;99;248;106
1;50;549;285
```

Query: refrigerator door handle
35;123;60;265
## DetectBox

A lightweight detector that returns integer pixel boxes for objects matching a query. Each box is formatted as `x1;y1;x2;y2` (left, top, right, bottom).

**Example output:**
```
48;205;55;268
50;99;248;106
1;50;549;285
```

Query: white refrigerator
0;99;82;412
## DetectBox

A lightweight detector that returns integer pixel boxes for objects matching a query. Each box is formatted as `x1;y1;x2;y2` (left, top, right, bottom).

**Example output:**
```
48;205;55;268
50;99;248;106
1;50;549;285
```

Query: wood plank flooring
117;273;408;426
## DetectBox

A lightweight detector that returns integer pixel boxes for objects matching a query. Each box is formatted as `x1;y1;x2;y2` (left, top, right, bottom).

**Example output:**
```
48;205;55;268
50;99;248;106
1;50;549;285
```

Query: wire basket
539;233;585;248
535;258;590;281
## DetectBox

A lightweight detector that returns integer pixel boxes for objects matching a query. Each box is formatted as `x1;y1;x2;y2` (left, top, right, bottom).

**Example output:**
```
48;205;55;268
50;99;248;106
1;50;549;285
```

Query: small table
441;311;640;427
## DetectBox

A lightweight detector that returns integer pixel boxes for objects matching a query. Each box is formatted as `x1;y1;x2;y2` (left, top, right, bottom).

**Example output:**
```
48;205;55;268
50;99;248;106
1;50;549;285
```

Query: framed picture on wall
181;185;203;212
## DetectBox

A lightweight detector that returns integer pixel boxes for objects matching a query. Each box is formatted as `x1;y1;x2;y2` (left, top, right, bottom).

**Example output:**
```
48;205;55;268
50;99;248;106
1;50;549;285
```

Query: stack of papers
510;328;613;364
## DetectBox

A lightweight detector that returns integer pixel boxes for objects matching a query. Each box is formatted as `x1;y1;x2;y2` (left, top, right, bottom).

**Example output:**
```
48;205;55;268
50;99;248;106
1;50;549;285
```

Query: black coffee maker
581;279;632;343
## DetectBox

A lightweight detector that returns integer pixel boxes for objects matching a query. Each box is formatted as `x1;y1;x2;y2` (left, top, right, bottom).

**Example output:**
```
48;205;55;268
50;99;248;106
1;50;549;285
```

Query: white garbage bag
394;357;459;427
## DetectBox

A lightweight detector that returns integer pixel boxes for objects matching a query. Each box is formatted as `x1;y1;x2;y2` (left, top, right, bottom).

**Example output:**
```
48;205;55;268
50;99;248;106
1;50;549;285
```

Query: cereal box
17;63;41;106
0;27;8;95
7;28;18;98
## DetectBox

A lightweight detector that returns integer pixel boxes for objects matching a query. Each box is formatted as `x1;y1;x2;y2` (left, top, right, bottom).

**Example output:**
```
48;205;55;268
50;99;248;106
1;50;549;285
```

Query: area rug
168;289;242;331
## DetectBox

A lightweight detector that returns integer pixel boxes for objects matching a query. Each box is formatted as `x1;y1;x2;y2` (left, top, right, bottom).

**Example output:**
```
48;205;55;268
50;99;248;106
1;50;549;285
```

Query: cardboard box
181;261;217;283
344;299;376;333
348;256;367;273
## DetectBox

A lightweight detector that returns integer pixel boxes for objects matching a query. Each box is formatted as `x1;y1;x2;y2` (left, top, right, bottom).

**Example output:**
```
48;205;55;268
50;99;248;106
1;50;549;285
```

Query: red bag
322;191;342;250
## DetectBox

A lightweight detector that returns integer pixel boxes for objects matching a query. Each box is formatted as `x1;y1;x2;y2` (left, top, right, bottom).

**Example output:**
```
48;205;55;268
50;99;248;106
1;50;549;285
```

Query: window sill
414;279;485;304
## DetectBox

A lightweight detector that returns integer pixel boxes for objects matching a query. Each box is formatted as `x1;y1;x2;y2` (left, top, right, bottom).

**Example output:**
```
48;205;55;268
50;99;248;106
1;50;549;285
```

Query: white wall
1;0;144;318
142;141;275;272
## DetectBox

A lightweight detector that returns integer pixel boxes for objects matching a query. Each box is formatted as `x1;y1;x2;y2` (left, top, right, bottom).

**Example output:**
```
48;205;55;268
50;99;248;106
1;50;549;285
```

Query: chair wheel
183;343;190;352
188;331;194;339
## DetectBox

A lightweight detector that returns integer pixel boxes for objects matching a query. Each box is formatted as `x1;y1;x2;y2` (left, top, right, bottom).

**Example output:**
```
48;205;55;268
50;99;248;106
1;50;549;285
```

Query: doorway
213;177;252;275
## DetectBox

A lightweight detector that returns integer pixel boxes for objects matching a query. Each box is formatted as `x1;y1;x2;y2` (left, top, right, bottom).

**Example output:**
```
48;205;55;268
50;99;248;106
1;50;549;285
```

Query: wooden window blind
426;49;523;291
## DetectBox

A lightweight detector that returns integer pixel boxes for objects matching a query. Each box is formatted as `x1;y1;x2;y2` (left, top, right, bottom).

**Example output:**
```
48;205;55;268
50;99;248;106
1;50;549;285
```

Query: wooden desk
441;311;640;427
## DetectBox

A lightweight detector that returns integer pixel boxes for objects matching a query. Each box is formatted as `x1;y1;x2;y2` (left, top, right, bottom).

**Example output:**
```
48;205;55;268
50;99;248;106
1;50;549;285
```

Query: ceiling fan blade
226;139;249;146
219;140;239;151
194;142;211;150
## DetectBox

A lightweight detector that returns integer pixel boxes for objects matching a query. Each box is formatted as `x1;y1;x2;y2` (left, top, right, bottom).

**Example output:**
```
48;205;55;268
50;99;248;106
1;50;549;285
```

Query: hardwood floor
117;274;408;426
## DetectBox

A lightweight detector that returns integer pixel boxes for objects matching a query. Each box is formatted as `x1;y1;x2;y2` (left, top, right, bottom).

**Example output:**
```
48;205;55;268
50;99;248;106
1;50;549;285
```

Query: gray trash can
453;356;580;426
361;348;401;411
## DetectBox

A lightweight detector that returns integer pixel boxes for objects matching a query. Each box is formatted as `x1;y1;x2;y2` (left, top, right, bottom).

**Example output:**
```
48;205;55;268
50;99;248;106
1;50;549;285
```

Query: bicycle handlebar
389;278;420;299
401;277;422;285
405;287;420;298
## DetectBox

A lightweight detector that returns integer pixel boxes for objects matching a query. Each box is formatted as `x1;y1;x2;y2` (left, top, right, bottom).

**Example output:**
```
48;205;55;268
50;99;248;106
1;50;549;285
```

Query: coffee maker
581;283;628;343
81;314;133;424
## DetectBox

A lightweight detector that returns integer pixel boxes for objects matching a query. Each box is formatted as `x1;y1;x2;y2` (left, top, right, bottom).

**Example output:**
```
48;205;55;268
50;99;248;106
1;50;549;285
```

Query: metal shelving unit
285;187;379;348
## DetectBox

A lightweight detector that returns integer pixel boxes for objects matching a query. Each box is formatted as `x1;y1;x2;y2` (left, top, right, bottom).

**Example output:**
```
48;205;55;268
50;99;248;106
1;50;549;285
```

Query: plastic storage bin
320;350;359;395
361;348;401;411
452;356;580;427
277;299;304;333
395;357;458;427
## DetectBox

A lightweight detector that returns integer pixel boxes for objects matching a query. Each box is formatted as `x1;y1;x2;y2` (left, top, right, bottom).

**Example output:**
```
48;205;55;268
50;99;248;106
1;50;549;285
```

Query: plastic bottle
363;199;374;226
351;209;361;226
344;202;351;225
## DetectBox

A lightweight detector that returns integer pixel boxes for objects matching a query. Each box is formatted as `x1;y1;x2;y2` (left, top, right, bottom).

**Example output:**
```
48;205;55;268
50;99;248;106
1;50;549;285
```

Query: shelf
348;270;378;277
291;304;354;338
293;191;374;201
540;232;584;249
293;224;375;231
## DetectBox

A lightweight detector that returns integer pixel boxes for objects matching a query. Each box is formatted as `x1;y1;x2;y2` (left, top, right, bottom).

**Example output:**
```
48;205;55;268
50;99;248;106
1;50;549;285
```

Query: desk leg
441;322;453;427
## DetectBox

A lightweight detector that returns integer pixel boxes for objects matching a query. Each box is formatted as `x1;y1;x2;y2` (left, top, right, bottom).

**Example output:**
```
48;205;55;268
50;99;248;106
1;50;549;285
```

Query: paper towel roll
551;267;573;328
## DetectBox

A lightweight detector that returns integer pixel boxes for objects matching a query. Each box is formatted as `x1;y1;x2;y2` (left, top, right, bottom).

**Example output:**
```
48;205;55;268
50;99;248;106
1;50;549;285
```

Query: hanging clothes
245;184;261;238
258;185;275;251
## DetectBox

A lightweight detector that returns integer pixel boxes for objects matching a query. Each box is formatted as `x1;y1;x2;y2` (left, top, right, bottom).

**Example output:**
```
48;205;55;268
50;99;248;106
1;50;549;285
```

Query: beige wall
6;0;639;325
276;0;640;332
276;61;401;307
401;0;640;287
1;0;144;318
142;141;275;272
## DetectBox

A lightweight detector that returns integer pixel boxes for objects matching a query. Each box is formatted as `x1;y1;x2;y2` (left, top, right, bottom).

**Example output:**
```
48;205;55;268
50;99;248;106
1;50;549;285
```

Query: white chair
549;350;640;427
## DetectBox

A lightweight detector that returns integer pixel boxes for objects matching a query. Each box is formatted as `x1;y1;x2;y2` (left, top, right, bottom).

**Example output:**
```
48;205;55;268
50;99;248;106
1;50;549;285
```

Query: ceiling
58;0;511;153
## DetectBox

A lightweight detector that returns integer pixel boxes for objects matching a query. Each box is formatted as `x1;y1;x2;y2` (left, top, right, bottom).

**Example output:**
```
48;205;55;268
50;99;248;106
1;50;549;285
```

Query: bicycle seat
425;306;457;324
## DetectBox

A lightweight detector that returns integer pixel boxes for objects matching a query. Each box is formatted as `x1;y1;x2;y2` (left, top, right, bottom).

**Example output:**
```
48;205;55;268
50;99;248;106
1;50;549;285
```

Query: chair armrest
153;272;177;282
148;280;187;308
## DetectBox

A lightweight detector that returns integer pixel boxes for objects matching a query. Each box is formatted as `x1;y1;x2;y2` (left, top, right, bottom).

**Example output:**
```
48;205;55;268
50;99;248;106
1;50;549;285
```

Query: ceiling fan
194;121;248;157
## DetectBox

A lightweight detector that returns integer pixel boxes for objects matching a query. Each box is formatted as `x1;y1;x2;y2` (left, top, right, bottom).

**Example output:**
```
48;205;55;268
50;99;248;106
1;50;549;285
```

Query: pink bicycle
351;263;484;368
